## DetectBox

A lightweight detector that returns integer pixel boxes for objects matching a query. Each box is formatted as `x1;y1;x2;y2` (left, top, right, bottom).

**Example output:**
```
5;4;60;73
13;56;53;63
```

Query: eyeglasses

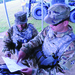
53;18;69;26
53;21;63;26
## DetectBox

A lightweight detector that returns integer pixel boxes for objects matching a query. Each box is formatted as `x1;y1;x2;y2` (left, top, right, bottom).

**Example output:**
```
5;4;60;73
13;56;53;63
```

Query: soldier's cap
44;3;70;26
14;11;28;24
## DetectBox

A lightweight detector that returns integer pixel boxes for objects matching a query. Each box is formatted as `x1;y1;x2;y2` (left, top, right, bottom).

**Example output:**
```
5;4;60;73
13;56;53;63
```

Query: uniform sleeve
32;25;38;38
2;27;15;53
32;68;49;75
28;23;38;38
20;26;50;54
59;41;75;70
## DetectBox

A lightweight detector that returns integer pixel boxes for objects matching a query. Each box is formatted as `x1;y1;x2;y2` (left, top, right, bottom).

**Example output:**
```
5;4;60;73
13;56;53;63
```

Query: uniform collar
54;25;73;38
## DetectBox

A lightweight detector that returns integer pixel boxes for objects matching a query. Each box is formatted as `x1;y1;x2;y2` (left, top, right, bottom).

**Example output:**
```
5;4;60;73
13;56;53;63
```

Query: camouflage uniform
18;4;75;75
20;25;75;75
2;23;38;54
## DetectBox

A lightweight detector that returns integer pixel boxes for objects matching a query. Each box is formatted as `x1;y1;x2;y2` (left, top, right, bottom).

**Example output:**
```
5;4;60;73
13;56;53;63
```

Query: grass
0;0;48;32
0;0;75;33
0;0;22;32
69;22;75;33
28;16;48;32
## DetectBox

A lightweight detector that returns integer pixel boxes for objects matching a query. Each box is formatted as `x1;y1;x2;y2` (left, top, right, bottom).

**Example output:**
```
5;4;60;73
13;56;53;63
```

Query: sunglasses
53;18;69;26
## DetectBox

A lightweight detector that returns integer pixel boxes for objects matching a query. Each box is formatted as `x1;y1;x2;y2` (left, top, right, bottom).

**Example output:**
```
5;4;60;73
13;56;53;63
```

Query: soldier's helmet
14;11;28;24
44;3;70;26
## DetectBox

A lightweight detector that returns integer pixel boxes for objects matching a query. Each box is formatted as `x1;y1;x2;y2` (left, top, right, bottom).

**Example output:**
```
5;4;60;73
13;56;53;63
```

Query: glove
4;51;11;58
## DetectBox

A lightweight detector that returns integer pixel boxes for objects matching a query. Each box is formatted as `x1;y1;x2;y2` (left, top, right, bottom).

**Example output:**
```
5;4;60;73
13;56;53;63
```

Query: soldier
17;4;75;75
2;11;38;58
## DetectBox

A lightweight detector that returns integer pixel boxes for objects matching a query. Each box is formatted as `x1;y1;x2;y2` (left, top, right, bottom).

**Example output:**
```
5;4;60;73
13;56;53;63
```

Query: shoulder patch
5;32;9;37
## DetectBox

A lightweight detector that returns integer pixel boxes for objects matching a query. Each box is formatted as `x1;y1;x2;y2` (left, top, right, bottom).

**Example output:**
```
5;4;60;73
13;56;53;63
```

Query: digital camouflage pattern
44;3;70;26
14;11;28;24
20;25;75;75
2;23;38;54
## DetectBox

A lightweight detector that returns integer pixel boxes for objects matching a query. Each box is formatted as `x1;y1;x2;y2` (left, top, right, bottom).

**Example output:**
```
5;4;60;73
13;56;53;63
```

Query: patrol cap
14;11;28;24
44;3;70;26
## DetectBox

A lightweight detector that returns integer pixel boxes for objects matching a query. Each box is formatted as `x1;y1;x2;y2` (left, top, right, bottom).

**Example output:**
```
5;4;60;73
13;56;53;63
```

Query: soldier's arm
28;23;38;38
2;27;14;52
32;68;49;75
17;26;50;63
31;25;38;38
20;26;50;54
59;41;75;70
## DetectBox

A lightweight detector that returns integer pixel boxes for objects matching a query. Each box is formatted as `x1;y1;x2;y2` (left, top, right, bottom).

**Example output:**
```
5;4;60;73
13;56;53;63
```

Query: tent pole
41;0;43;30
3;0;11;28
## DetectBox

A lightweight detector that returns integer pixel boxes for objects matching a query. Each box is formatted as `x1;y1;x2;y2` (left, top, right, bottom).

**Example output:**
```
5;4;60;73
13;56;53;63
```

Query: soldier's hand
17;50;26;63
21;68;32;75
5;51;11;58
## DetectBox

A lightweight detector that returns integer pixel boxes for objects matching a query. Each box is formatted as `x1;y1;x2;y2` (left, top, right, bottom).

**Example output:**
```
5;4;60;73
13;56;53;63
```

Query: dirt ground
0;32;6;64
0;38;5;64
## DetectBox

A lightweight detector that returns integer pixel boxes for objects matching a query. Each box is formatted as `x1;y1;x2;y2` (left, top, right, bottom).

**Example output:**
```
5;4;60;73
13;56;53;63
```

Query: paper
2;56;28;72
